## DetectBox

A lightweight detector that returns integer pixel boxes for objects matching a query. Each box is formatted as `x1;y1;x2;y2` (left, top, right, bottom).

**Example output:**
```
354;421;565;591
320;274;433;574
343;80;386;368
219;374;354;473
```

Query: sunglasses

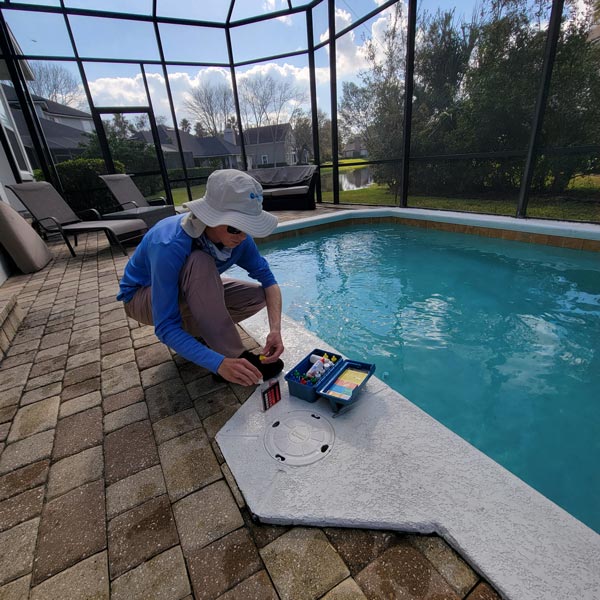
226;226;243;235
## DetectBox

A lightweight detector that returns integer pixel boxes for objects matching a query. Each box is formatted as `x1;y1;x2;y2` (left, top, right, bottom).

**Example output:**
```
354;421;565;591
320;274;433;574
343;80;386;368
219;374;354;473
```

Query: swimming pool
232;222;600;532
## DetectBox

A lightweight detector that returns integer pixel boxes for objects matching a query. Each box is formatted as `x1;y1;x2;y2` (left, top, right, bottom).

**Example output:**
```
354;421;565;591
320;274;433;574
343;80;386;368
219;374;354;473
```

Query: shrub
37;158;126;213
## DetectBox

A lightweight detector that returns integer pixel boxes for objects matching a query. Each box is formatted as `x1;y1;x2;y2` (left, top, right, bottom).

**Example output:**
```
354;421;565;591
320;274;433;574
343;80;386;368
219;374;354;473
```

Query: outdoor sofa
246;165;317;211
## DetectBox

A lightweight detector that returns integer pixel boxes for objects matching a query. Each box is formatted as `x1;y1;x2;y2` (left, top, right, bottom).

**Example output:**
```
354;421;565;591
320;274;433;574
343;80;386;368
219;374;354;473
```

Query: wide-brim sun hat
183;169;277;238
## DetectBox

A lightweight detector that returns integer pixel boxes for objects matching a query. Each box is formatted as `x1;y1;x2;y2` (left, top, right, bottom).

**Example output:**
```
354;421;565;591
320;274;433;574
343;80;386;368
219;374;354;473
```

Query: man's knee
179;250;222;298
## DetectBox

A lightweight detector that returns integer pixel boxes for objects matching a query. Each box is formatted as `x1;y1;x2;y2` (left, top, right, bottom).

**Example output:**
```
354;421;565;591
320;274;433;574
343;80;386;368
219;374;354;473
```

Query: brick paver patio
0;210;502;599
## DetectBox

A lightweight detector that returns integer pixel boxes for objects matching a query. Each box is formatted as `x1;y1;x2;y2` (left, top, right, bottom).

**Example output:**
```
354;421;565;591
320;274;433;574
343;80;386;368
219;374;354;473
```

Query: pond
320;166;373;192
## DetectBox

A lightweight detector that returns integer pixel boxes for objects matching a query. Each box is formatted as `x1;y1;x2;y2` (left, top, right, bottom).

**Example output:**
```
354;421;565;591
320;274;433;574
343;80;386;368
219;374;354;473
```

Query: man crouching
117;169;284;386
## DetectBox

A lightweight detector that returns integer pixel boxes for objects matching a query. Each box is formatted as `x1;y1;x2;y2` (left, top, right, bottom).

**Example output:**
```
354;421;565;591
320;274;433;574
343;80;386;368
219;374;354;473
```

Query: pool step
0;295;25;360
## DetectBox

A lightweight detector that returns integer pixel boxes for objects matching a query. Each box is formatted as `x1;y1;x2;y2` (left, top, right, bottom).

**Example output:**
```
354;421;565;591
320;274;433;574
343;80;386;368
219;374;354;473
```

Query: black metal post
226;25;247;171
152;0;192;202
327;0;339;204
0;118;21;180
59;4;115;173
516;0;565;218
400;0;417;207
0;10;59;186
141;64;174;206
306;8;322;203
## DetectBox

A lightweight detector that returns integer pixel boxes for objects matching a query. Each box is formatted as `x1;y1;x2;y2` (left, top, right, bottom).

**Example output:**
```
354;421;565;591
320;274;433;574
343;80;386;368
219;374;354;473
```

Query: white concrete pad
217;312;600;600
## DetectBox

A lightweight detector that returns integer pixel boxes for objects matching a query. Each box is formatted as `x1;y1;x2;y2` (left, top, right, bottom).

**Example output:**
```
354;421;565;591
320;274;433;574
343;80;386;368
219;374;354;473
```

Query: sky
3;0;483;125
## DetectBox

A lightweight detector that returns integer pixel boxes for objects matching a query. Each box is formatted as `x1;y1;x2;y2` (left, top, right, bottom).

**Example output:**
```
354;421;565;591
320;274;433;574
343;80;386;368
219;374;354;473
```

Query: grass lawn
163;184;206;206
321;184;600;222
321;158;370;173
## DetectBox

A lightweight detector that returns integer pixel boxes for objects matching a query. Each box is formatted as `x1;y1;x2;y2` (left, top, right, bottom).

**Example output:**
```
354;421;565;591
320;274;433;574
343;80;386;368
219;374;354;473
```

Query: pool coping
217;209;600;600
269;207;600;250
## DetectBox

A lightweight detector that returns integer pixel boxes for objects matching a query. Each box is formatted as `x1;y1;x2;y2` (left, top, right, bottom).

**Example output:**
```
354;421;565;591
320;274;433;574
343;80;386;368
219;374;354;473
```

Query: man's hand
217;357;262;386
261;331;284;363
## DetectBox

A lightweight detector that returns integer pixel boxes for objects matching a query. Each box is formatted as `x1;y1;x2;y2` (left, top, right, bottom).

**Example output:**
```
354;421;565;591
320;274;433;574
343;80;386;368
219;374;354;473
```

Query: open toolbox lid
285;349;376;415
316;359;376;415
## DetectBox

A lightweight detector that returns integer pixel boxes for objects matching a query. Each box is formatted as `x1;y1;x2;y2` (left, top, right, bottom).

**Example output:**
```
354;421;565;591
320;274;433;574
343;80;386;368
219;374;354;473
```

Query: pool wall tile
267;208;600;252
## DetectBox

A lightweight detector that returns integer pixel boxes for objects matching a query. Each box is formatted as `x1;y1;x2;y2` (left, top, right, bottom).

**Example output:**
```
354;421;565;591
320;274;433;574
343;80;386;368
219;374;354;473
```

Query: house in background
3;83;92;167
133;124;241;169
240;123;297;167
342;136;368;159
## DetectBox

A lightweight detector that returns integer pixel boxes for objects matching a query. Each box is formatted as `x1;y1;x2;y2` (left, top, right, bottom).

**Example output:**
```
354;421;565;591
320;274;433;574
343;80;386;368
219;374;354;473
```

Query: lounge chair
99;174;176;228
6;181;147;257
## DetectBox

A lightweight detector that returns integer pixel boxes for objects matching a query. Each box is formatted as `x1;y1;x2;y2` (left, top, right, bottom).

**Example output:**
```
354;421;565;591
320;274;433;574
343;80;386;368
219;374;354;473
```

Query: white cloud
262;0;292;23
316;6;404;77
88;76;147;107
83;4;404;120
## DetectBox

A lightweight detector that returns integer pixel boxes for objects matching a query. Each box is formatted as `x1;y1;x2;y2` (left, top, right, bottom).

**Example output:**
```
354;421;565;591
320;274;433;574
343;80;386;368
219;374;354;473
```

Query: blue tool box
285;348;376;414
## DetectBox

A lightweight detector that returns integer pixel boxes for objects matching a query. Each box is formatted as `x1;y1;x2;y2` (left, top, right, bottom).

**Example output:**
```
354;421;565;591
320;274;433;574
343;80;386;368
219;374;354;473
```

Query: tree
291;111;311;159
239;73;307;165
179;118;191;133
338;81;375;148
340;0;600;198
28;61;82;107
132;114;149;131
452;0;600;194
411;9;479;155
239;74;306;132
291;108;332;162
193;121;206;137
531;17;600;191
81;115;161;195
111;113;133;138
339;2;408;194
184;82;234;136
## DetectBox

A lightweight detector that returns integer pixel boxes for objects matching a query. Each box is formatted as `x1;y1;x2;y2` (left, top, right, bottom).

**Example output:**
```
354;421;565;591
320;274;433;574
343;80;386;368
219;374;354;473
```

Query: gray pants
124;250;266;358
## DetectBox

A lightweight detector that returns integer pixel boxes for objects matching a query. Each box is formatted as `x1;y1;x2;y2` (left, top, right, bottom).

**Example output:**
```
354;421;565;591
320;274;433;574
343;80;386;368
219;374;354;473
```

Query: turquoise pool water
232;223;600;532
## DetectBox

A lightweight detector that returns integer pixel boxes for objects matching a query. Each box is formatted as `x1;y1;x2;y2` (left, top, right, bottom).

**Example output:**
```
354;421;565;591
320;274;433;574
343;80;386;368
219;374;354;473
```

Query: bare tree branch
28;62;83;107
183;82;234;136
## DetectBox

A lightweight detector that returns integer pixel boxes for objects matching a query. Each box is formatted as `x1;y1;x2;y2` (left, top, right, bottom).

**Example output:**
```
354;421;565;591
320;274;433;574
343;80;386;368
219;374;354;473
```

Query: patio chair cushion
0;199;52;273
263;185;309;197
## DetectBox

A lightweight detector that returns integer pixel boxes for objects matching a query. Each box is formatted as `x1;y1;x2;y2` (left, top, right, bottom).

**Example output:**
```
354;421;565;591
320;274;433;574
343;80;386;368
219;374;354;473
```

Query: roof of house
11;108;90;151
243;123;291;145
2;83;92;119
133;125;240;158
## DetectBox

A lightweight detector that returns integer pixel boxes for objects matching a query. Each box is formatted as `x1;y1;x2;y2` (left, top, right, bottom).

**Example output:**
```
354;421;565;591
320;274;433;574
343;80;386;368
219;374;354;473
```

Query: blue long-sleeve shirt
117;213;277;373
